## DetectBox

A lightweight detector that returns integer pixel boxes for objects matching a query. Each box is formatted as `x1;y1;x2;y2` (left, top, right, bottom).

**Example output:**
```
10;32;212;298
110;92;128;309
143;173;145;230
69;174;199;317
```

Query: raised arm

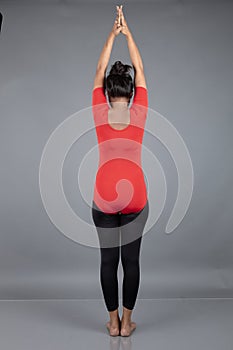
93;8;122;90
118;6;147;89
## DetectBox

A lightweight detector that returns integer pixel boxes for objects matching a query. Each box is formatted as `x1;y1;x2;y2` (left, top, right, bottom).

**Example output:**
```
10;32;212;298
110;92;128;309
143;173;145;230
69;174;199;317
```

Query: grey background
0;0;233;299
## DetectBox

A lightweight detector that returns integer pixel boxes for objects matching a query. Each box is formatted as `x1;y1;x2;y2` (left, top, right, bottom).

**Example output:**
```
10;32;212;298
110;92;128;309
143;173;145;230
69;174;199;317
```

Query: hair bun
109;60;132;76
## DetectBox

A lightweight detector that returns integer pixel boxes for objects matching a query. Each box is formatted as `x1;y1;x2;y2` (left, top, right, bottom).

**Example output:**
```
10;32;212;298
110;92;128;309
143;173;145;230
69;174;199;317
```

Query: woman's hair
104;60;134;101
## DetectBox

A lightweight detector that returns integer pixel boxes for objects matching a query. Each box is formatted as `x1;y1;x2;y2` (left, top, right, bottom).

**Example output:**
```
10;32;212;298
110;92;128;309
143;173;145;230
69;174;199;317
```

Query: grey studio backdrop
0;0;232;300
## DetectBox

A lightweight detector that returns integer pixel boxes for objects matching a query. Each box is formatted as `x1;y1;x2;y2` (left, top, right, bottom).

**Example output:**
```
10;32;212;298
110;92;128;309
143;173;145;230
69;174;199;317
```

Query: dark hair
104;60;134;101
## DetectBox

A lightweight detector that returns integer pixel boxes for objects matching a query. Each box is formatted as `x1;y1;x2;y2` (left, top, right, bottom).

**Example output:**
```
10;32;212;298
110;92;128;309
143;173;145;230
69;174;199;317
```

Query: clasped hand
112;5;130;37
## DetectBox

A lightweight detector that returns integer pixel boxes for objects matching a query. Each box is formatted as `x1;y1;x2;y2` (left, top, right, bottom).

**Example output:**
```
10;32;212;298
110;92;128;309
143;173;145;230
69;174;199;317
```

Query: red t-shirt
92;86;148;214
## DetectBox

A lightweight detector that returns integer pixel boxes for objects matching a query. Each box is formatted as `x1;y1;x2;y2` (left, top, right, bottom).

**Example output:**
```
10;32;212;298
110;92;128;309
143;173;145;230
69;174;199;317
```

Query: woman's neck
110;102;128;111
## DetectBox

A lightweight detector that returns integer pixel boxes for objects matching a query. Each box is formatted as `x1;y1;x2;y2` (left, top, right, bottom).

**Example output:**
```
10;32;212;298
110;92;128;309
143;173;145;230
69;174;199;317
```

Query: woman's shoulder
132;86;148;108
92;86;107;106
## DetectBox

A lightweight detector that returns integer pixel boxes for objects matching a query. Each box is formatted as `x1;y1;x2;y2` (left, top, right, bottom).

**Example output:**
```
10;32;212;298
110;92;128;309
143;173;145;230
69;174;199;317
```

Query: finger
117;6;123;25
119;11;122;24
120;10;125;22
115;13;119;24
115;19;121;28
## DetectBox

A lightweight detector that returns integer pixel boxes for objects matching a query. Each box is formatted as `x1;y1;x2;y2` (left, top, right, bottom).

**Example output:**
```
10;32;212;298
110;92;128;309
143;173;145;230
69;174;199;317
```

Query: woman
91;5;149;337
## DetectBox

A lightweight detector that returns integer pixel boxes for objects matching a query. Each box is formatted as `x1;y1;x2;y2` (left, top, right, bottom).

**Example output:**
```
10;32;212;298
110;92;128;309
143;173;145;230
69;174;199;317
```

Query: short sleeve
92;87;108;127
133;86;148;108
92;87;107;106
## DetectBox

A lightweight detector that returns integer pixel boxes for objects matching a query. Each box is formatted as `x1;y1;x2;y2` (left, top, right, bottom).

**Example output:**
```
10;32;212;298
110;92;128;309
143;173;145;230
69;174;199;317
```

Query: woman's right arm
119;6;147;89
127;33;147;89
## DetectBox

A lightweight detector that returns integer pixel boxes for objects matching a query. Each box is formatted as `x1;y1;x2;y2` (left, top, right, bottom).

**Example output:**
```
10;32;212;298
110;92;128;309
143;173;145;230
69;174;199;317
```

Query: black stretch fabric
92;200;149;311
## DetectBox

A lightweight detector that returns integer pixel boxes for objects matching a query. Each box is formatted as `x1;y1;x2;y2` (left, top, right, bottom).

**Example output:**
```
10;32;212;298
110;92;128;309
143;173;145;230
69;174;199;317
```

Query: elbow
96;65;106;73
133;64;144;73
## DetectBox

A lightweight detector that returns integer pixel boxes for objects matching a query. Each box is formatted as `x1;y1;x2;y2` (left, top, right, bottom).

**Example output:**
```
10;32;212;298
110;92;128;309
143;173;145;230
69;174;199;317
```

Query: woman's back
92;86;149;214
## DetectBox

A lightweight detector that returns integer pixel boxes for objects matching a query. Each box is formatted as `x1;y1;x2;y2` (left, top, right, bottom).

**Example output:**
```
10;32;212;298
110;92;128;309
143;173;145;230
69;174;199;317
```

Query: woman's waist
96;158;143;174
98;156;142;167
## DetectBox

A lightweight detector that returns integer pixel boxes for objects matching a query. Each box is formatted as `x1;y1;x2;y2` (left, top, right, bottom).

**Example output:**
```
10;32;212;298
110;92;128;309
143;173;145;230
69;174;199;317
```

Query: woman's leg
99;245;120;312
119;200;149;335
91;201;121;335
121;236;142;310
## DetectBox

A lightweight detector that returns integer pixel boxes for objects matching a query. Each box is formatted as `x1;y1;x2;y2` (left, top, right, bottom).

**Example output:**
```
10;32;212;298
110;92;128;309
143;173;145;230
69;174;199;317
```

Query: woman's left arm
93;6;122;90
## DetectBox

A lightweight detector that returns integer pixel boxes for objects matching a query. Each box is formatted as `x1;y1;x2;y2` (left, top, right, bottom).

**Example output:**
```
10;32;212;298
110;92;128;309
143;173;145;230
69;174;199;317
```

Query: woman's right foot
120;320;137;337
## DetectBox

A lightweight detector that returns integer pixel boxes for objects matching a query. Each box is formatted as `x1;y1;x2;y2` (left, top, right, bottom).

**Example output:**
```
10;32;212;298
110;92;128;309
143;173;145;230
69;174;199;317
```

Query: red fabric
92;86;148;214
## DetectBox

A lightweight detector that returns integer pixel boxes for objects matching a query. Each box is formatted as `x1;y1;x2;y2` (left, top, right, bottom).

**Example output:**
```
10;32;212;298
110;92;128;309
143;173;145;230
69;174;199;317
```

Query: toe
131;322;137;330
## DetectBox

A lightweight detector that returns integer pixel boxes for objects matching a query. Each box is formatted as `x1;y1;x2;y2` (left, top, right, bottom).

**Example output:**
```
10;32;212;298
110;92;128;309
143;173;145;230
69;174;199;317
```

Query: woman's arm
120;7;147;89
93;32;115;90
127;33;147;89
93;8;122;90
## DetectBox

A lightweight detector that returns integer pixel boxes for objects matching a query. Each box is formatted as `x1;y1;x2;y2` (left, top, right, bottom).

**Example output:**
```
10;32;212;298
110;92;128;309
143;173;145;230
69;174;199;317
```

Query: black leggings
92;200;149;312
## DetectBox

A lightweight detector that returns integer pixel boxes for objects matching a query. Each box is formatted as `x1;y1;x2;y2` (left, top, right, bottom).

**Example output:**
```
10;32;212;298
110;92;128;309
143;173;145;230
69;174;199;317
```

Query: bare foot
120;321;137;337
106;319;120;336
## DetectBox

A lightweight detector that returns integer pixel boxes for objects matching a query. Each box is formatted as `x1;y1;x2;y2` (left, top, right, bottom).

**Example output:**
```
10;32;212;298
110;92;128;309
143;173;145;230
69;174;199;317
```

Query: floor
0;299;233;349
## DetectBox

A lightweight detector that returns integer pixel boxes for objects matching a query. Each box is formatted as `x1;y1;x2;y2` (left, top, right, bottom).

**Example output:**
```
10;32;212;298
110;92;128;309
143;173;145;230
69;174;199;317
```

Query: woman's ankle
109;308;120;322
121;306;133;322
